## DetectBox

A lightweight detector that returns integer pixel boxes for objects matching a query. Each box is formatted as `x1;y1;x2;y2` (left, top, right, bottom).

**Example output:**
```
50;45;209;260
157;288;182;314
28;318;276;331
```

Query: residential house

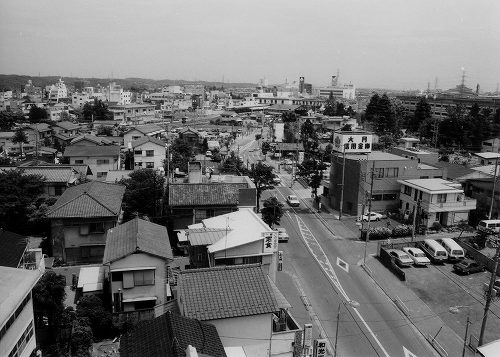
398;178;477;228
168;179;257;230
0;266;41;357
482;137;500;153
123;124;165;148
46;103;70;121
63;145;121;180
109;104;156;125
390;146;439;164
22;123;52;153
70;134;113;146
178;264;300;357
17;165;90;196
0;132;15;155
177;127;201;145
103;218;173;318
132;136;166;170
47;181;125;265
120;311;226;357
274;142;304;158
0;229;45;271
464;177;500;220
51;121;80;137
178;208;279;281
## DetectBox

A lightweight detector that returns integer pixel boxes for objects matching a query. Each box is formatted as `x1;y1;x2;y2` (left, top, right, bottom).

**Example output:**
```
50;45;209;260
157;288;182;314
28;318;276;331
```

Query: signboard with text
313;339;327;357
333;132;372;153
262;232;278;253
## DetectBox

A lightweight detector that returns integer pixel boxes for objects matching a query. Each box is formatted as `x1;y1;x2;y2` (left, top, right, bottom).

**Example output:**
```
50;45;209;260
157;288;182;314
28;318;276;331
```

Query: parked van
477;220;500;234
438;238;465;262
420;239;448;263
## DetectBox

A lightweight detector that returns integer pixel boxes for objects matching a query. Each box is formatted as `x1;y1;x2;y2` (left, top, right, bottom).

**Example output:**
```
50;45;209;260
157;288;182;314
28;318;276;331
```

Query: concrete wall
0;295;36;357
133;141;166;170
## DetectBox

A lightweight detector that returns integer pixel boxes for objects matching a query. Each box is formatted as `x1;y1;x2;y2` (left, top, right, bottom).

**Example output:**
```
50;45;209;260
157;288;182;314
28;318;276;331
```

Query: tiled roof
53;121;79;131
127;124;164;135
64;145;120;157
70;134;112;145
120;311;226;357
28;123;51;132
168;183;245;207
179;264;279;321
18;166;80;183
103;218;173;263
178;127;200;135
131;136;165;148
0;229;27;268
47;181;125;218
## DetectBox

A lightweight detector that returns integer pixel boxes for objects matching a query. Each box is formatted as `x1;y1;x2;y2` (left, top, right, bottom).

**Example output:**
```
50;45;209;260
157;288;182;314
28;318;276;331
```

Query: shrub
431;222;442;231
369;226;392;240
391;224;412;237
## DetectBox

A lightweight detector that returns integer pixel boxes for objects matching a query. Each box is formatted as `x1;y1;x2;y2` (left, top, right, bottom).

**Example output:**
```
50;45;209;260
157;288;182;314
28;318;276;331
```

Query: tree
168;138;194;173
81;99;112;121
29;106;48;123
296;159;327;197
340;124;352;131
409;97;431;133
33;270;66;328
71;318;93;357
323;93;336;116
248;162;275;212
76;295;113;340
96;125;113;136
261;197;284;228
120;169;165;222
261;141;270;154
219;151;246;175
300;118;319;156
0;110;23;131
202;138;209;152
0;169;45;234
12;128;29;157
336;102;346;116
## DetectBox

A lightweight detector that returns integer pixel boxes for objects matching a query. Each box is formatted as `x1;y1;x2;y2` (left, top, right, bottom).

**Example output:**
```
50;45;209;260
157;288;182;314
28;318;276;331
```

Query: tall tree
261;197;284;228
81;99;112;121
32;270;66;328
364;93;398;135
219;151;246;175
29;106;48;123
76;295;113;340
409;97;431;133
248;162;275;212
12;128;29;156
120;169;165;222
323;93;336;116
296;159;327;197
300;118;319;156
0;111;23;131
168;138;194;173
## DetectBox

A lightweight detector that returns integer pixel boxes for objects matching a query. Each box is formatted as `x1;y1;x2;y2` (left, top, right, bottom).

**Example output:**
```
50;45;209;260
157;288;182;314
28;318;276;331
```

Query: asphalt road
232;133;438;356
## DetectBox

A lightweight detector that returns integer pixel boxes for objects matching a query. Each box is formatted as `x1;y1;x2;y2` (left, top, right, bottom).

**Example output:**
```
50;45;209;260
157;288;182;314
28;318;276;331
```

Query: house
103;218;173;318
51;121;80;137
178;264;300;357
132;136;166;170
47;181;125;265
398;178;477;228
0;266;41;357
464;177;500;220
120;311;226;357
63;145;121;180
21;123;52;153
46;103;70;121
177;127;201;145
178;208;279;281
123;124;165;148
108;103;155;124
70;134;113;146
273;142;304;158
390;146;439;164
168;181;256;230
482;137;500;153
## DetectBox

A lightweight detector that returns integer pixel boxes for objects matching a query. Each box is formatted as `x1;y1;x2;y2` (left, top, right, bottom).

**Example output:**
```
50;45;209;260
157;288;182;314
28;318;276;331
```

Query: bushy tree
300;118;319;156
96;125;113;136
219;151;246;175
296;159;327;197
33;271;66;328
76;295;113;340
0;110;24;131
261;197;284;228
81;99;112;121
409;97;431;133
71;318;93;357
29;106;48;123
12;128;29;156
323;93;336;116
248;162;275;212
168;138;193;173
364;93;399;135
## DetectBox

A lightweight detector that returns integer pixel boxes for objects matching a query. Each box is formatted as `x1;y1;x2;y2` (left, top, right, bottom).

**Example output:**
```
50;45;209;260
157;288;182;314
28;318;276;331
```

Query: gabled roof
18;166;83;183
120;311;226;357
70;134;112;145
28;123;51;132
423;161;475;180
64;145;120;157
103;218;173;264
52;121;79;131
177;127;200;135
179;264;281;321
126;124;164;135
177;228;229;246
47;181;125;218
168;183;246;207
131;136;165;148
0;229;28;268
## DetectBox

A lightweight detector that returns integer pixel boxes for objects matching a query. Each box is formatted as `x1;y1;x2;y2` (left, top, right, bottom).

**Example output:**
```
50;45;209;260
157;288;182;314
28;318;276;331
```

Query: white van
420;239;448;264
438;238;465;262
477;220;500;234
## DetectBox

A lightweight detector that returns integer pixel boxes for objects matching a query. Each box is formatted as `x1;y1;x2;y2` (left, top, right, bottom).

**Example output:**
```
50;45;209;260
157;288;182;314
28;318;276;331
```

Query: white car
362;212;383;222
275;228;289;243
388;249;414;267
286;195;300;207
402;247;431;266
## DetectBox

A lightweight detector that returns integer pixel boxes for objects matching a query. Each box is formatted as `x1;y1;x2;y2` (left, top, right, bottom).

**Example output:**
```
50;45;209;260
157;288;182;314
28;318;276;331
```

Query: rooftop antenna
224;216;229;260
427;81;431;93
460;67;466;96
434;77;438;91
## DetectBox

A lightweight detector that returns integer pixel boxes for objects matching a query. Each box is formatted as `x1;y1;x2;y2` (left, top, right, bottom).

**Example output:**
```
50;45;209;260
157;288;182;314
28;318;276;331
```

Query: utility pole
462;315;471;357
334;303;341;357
411;199;421;242
488;157;499;219
363;161;375;265
338;146;346;220
479;232;500;346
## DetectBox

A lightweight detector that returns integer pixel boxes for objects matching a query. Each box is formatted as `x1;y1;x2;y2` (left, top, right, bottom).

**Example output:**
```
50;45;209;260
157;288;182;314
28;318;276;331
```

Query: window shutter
123;272;134;288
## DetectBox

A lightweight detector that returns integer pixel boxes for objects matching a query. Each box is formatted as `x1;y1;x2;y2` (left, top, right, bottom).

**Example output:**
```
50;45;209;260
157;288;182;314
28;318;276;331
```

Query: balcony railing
112;308;154;326
422;197;477;212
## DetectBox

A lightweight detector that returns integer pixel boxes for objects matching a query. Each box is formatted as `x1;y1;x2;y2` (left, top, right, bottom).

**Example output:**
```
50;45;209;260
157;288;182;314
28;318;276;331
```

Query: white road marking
403;346;418;357
294;213;391;357
336;257;349;273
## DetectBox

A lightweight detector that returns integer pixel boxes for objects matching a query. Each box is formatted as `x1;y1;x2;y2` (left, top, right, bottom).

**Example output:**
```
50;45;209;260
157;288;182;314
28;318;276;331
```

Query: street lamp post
449;305;472;357
334;300;360;357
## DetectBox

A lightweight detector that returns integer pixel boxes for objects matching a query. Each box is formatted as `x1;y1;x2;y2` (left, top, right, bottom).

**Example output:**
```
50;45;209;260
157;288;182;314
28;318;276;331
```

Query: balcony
112;308;154;326
421;197;477;212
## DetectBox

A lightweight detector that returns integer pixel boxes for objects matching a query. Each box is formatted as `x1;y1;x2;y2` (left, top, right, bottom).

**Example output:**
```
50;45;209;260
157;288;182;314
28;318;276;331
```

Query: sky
1;0;499;91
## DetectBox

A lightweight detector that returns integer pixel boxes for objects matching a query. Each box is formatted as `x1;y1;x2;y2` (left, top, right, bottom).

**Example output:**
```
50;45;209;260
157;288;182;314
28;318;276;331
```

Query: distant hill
0;74;257;92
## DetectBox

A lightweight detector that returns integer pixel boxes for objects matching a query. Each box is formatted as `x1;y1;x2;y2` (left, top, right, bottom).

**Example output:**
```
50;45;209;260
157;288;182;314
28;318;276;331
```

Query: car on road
362;212;384;222
453;259;485;275
402;247;430;266
206;150;212;157
286;195;300;207
272;176;281;184
388;249;414;267
275;228;289;243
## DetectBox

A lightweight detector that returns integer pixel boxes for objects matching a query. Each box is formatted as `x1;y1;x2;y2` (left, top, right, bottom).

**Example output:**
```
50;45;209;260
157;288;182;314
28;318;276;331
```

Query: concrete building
0;132;15;155
390;146;439;164
63;145;121;181
103;218;173;318
314;83;356;100
132;136;166;170
464;177;500;220
0;266;41;357
123;124;165;148
329;151;445;217
48;78;68;103
109;104;156;124
72;92;91;108
482;137;500;153
398;178;477;227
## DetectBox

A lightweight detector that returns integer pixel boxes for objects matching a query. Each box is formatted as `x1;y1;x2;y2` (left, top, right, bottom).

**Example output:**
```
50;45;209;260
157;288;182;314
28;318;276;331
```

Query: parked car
402;247;431;266
453;259;485;275
272;176;281;184
483;279;500;296
275;228;289;243
286;195;300;207
362;212;384;222
388;249;414;267
206;150;212;157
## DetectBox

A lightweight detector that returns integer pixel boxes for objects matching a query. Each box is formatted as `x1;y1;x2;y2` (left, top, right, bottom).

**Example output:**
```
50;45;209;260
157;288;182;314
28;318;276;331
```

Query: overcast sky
1;0;499;91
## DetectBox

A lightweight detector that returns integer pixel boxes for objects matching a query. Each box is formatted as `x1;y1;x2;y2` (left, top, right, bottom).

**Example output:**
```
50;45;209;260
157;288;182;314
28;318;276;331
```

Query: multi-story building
48;78;68;103
72;92;91;108
47;181;125;264
132;136;166;170
109;104;156;124
398;178;477;227
46;103;70;121
103;218;173;318
482;137;500;153
123;124;164;148
464;177;500;220
63;145;121;181
314;83;356;100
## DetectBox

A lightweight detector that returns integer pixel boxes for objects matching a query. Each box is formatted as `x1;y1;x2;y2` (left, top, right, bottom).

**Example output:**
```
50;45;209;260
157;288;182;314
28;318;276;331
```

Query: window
134;150;142;155
97;159;110;165
133;270;155;286
111;272;123;281
383;193;398;201
135;162;143;167
374;168;384;178
8;321;34;357
385;168;399;177
372;194;383;201
146;150;154;157
90;222;105;233
96;172;107;179
54;186;64;196
132;136;141;140
437;194;447;203
75;160;84;164
404;185;412;196
145;162;154;168
134;300;155;310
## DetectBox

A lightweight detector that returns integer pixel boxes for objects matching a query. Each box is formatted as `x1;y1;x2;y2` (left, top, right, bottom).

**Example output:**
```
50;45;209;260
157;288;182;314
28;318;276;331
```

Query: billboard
313;339;327;357
274;123;285;142
262;232;278;253
332;132;372;153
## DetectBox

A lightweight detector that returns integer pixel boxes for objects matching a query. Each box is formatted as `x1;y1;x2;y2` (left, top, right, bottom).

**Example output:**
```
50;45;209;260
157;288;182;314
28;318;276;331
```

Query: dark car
453;259;485;275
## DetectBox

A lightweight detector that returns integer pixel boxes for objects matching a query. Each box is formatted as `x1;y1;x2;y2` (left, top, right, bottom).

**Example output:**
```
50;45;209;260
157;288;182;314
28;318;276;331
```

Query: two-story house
123;124;165;148
103;218;173;319
177;127;201;146
51;121;81;149
47;181;125;265
63;145;121;180
398;178;477;228
70;134;113;146
178;264;300;357
132;137;166;170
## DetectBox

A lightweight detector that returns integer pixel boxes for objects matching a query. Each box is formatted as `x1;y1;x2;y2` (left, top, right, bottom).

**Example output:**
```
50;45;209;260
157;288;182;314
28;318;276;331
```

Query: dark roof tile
168;183;245;207
0;229;27;268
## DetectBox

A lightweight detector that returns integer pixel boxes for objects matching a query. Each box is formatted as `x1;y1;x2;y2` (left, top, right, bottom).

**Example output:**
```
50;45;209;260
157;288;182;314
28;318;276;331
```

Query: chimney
188;161;202;183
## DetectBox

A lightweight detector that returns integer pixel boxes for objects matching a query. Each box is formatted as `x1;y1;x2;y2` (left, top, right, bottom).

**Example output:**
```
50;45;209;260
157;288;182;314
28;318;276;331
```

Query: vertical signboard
313;339;327;357
293;330;303;357
278;250;283;271
274;122;285;142
262;232;278;253
303;323;313;357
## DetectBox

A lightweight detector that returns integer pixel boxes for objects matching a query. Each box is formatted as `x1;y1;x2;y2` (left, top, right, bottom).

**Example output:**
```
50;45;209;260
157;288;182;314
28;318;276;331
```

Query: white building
132;136;166;170
46;103;70;121
48;78;68;103
72;92;91;108
104;82;131;105
0;267;41;357
314;83;356;100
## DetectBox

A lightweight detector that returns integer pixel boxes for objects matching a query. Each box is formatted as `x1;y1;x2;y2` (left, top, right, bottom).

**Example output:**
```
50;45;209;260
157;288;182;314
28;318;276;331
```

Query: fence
378;246;406;281
456;237;500;276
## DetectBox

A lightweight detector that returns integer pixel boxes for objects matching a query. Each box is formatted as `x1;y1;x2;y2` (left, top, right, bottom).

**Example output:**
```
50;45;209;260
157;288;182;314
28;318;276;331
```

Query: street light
449;305;472;357
334;299;360;357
